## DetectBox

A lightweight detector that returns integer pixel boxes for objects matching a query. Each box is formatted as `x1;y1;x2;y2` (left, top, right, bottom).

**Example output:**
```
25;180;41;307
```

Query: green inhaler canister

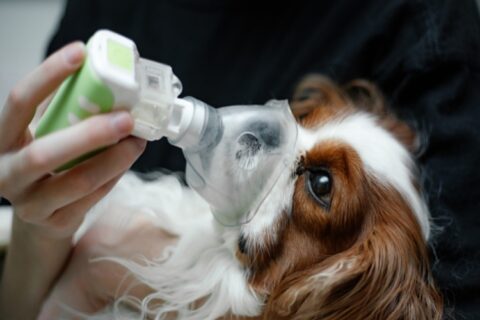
35;29;183;170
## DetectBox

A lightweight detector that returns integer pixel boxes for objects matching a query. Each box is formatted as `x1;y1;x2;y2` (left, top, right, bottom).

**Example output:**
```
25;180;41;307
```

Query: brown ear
291;75;422;154
262;224;443;320
344;79;421;155
290;76;383;119
290;74;349;118
343;79;387;116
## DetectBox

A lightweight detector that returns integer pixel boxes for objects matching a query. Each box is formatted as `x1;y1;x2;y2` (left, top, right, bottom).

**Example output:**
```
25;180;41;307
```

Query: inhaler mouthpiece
131;62;217;147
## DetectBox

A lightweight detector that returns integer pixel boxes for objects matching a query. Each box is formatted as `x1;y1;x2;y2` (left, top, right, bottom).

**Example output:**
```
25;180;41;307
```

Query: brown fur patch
262;183;442;320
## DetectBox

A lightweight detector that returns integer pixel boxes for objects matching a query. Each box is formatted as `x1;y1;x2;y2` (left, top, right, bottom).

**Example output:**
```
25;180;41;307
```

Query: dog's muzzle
182;99;298;226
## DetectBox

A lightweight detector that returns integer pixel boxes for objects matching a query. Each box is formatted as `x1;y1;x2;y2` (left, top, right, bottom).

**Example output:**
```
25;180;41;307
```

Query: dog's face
235;76;443;320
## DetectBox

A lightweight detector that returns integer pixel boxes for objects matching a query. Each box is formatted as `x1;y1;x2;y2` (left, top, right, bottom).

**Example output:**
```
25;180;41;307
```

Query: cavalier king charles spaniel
48;75;444;319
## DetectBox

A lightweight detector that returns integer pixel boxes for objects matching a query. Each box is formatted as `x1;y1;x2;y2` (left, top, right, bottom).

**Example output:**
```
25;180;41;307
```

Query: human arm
0;42;146;319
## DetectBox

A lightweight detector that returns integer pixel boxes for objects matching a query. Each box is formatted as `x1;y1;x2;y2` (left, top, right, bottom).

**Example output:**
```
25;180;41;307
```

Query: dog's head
236;75;443;319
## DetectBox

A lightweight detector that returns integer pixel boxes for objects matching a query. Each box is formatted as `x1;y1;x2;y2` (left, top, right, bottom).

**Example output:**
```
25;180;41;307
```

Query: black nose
238;234;248;254
235;120;282;162
234;120;283;170
236;133;262;159
246;120;281;149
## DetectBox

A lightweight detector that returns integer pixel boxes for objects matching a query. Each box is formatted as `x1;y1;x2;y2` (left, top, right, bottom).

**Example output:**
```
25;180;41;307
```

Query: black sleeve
396;58;480;319
47;0;142;55
375;1;480;317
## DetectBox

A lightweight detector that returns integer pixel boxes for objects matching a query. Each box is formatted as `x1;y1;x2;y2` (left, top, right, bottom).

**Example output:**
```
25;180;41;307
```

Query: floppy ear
343;79;387;116
291;76;421;154
262;222;443;320
290;74;350;118
290;76;386;119
344;79;422;154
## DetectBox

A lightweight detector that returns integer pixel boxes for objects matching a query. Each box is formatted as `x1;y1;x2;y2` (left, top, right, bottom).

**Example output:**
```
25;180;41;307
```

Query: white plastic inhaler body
72;30;299;225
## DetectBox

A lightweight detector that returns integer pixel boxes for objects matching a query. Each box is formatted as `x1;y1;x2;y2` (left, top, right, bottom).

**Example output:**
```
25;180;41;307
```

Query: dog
43;75;443;319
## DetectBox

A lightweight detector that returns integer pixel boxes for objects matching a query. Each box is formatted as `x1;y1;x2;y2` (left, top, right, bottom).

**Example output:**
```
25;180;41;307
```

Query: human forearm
0;41;145;319
0;215;72;319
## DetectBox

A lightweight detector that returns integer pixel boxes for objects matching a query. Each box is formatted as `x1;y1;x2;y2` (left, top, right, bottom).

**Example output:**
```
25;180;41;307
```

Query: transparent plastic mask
181;99;298;226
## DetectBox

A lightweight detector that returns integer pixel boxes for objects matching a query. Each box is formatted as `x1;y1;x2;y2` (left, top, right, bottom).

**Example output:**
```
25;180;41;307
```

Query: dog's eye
307;169;332;207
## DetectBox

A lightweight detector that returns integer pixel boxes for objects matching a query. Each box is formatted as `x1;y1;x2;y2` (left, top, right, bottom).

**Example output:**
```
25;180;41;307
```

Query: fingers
14;137;146;223
0;42;85;150
4;112;135;190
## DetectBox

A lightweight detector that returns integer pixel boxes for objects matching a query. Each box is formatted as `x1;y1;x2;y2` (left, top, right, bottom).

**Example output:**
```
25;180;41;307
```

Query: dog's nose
238;234;248;254
245;120;281;150
234;120;282;171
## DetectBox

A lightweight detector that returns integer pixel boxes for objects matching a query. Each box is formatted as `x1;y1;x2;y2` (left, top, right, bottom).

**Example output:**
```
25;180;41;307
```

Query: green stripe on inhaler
35;32;134;171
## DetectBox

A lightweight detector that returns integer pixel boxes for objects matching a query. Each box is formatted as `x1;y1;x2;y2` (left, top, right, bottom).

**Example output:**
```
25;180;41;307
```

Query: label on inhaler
107;38;134;72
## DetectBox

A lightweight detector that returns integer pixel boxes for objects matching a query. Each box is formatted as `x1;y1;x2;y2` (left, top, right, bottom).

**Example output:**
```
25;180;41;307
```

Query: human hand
0;41;146;239
0;41;147;320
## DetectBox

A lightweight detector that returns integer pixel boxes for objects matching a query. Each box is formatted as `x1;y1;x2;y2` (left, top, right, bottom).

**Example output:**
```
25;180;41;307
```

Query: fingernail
133;138;147;149
111;112;133;134
63;42;85;67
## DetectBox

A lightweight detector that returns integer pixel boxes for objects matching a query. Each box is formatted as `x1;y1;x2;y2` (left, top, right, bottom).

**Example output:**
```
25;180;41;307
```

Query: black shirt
46;0;480;318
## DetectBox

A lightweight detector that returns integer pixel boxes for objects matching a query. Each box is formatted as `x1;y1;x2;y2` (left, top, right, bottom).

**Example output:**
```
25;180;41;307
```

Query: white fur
76;172;263;319
297;112;431;239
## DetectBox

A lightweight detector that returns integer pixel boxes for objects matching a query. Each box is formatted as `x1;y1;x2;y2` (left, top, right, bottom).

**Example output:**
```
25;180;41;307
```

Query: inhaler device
36;30;298;225
36;30;196;145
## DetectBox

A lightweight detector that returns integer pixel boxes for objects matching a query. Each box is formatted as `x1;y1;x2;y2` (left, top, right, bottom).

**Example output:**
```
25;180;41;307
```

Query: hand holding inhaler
0;40;145;239
0;42;146;320
35;29;298;226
